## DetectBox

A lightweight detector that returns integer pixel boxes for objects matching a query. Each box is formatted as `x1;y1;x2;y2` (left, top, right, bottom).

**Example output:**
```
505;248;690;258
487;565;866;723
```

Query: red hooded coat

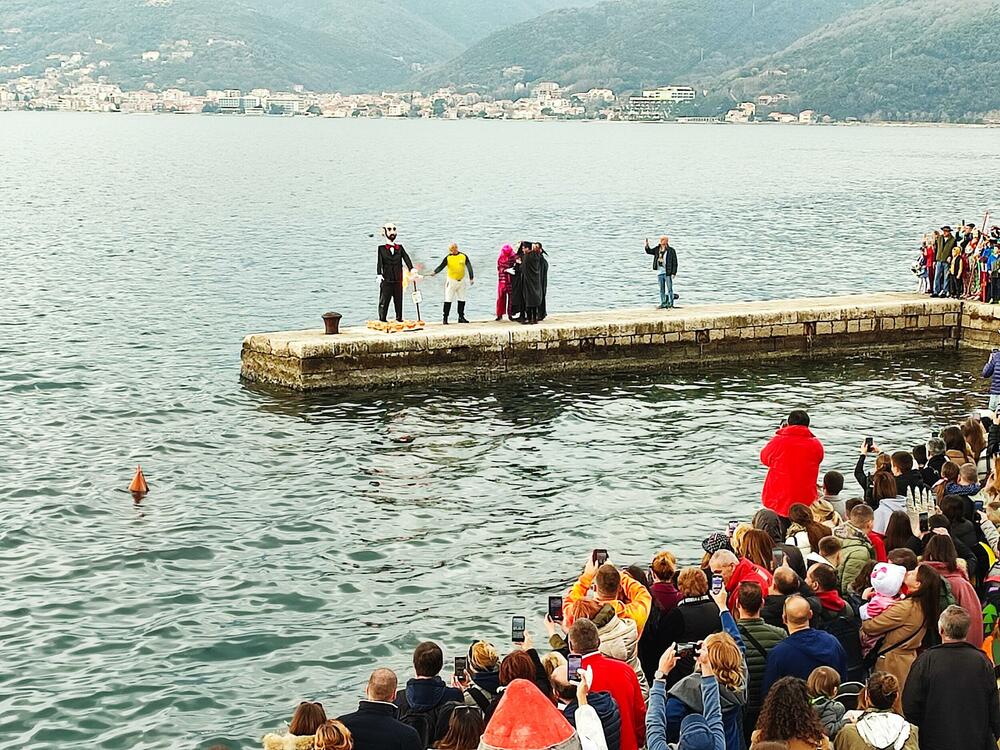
760;425;824;517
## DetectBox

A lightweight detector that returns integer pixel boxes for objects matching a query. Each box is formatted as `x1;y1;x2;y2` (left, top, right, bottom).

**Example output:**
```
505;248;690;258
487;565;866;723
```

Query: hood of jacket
470;668;501;696
835;522;872;548
753;508;785;544
786;628;843;662
855;710;912;750
668;670;747;711
923;559;971;583
404;676;451;712
592;602;618;629
598;611;636;661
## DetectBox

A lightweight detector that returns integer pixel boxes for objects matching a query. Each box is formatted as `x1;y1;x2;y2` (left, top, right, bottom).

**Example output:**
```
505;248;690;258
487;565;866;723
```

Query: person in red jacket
760;409;825;520
569;618;646;750
709;549;774;612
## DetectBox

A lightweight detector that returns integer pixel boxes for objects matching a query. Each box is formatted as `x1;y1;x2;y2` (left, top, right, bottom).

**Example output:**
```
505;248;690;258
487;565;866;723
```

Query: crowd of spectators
260;409;1000;750
916;222;1000;301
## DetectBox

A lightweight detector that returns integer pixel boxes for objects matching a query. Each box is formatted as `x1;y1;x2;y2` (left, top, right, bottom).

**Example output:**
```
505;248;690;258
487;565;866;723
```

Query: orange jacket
564;571;653;635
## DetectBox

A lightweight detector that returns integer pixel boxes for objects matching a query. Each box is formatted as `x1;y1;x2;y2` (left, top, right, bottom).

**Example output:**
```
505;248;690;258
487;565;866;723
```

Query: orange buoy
128;465;149;495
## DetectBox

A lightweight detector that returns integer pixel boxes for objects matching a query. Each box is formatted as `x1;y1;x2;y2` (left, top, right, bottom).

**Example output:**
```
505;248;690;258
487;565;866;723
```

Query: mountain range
1;0;999;120
0;0;597;92
427;0;1000;121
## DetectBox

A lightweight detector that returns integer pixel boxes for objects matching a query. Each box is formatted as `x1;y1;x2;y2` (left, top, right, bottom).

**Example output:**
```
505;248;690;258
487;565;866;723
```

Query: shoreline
0;109;997;129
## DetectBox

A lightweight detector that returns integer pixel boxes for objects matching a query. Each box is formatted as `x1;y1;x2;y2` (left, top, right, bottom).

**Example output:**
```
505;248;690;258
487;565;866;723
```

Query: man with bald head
338;668;423;750
760;595;847;695
644;235;678;309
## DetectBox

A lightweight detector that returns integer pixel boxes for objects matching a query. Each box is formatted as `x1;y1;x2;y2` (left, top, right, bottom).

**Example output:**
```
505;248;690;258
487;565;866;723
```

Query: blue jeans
934;261;948;294
658;273;674;307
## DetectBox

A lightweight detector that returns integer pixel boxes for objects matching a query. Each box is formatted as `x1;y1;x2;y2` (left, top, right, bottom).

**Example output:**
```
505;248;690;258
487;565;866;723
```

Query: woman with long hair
882;510;923;555
785;503;827;554
314;721;352;750
752;676;829;749
934;461;960;503
264;701;328;750
640;567;720;687
663;624;748;749
961;415;988;464
870;471;896;512
434;706;485;750
861;564;942;694
921;533;984;646
742;529;774;571
941;425;973;466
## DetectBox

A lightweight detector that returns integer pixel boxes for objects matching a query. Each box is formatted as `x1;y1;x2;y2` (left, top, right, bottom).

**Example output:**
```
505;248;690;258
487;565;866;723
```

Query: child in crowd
807;666;846;740
914;241;929;294
860;563;906;654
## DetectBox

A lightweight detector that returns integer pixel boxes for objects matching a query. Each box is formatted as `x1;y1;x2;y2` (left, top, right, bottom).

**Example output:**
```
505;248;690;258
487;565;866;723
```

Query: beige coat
860;598;926;694
262;734;314;750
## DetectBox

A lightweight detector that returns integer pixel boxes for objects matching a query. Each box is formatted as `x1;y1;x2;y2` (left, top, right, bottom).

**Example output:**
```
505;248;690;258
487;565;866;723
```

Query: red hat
479;679;580;750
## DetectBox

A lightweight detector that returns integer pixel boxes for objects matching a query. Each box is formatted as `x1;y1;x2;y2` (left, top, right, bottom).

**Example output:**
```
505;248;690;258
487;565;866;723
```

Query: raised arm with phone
563;550;653;634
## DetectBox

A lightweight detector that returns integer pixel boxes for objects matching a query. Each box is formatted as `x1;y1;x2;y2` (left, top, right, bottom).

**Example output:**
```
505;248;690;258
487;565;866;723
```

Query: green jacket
935;234;957;262
834;523;875;594
736;617;787;713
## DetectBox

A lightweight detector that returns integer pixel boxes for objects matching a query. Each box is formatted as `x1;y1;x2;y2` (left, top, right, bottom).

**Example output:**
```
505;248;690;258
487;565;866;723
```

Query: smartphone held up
511;616;526;643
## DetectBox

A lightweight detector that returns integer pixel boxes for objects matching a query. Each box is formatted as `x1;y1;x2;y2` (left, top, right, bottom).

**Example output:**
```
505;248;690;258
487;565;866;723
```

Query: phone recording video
592;549;609;566
454;656;467;676
677;642;697;659
864;436;874;452
772;549;785;569
548;595;563;622
567;654;582;683
711;574;724;595
511;616;526;643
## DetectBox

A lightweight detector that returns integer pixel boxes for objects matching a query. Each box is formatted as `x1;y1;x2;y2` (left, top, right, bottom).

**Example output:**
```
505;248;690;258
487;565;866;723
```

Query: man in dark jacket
761;566;819;629
644;236;678;309
339;668;423;750
805;563;864;682
394;641;464;746
376;223;414;323
932;225;957;297
903;605;1000;750
735;581;786;743
761;596;847;695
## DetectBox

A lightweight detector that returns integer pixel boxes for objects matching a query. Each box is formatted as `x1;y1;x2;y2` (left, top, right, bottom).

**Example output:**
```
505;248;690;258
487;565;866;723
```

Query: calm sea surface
3;114;1000;748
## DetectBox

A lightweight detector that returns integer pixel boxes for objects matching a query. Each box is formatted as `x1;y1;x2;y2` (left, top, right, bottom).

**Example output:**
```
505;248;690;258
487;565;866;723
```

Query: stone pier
240;293;1000;392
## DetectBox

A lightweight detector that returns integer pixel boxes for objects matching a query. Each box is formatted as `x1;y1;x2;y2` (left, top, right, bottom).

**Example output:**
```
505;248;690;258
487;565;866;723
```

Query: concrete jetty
240;293;1000;392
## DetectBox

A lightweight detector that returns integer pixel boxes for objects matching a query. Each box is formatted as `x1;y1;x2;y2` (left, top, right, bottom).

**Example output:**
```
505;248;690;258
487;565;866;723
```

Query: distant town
0;61;836;124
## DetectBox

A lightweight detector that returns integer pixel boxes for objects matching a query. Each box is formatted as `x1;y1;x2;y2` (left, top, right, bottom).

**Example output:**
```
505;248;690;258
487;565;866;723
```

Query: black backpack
398;700;458;747
815;603;864;681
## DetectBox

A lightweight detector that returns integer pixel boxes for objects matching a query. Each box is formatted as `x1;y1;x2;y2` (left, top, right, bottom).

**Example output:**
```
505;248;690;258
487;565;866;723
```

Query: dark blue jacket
984;352;1000;395
761;629;847;695
338;701;423;750
394;677;463;746
563;690;622;750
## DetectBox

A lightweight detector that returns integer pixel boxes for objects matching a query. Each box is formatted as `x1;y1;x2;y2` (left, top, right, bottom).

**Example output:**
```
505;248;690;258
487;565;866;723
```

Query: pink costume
496;244;516;319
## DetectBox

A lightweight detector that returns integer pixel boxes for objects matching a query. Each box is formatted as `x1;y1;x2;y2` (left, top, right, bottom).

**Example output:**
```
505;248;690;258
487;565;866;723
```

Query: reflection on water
4;347;994;749
4;115;1000;748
